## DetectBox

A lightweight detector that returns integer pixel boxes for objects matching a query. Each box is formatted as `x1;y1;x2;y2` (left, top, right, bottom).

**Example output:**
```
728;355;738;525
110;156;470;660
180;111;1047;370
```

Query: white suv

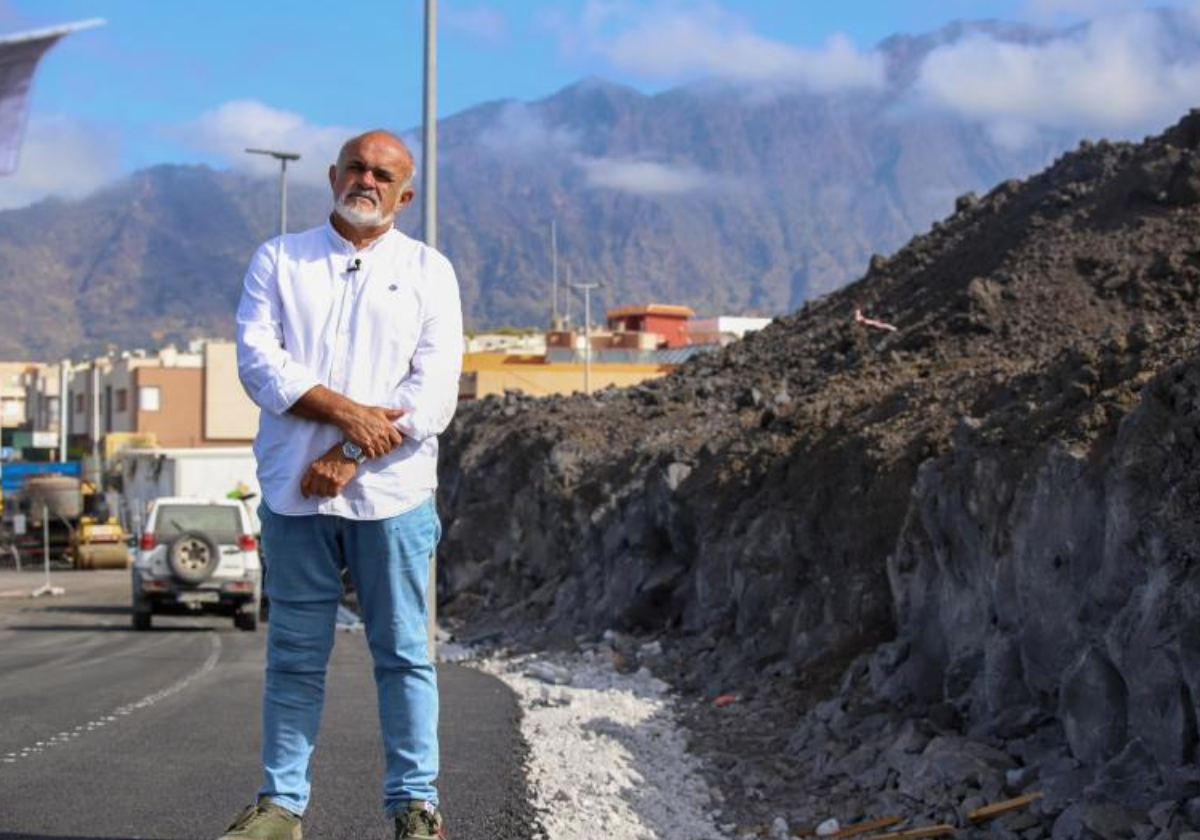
131;497;262;632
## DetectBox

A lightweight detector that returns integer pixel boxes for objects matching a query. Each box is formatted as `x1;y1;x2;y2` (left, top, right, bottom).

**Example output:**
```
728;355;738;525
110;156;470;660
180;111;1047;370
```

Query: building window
139;386;161;412
116;389;128;413
75;393;84;413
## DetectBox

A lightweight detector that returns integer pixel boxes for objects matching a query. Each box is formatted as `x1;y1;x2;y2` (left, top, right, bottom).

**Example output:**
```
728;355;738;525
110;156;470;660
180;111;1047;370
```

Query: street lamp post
422;0;439;660
572;281;599;394
423;0;438;248
245;148;300;237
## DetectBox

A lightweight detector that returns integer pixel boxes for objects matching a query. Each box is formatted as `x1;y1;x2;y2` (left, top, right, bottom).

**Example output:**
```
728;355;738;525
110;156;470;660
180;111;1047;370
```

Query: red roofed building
606;304;695;349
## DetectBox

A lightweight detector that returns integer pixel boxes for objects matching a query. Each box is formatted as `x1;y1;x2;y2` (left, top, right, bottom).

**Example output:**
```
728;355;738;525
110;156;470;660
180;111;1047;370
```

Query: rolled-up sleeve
392;253;464;442
236;242;321;416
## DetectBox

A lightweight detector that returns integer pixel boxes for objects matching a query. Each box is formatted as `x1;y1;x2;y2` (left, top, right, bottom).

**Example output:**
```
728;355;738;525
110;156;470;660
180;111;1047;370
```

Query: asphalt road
0;570;535;840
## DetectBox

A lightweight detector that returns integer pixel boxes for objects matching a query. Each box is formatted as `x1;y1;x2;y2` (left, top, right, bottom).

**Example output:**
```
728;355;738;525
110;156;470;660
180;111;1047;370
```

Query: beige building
20;364;61;434
66;341;257;453
460;353;677;399
0;362;37;429
464;332;547;355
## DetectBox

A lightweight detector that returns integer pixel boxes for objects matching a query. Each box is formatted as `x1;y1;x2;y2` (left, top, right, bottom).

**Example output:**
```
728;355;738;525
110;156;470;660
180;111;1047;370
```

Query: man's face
329;134;415;230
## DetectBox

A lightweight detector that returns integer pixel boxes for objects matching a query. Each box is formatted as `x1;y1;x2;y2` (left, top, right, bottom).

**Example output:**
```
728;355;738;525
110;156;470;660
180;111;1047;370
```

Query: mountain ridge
0;19;1157;359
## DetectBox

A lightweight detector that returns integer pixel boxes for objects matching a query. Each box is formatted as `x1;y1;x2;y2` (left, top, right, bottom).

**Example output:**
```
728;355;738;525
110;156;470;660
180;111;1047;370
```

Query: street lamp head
244;148;301;162
243;148;299;238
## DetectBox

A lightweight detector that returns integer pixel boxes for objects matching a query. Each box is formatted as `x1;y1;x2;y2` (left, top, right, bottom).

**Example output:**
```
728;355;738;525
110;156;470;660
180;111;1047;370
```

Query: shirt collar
323;217;397;255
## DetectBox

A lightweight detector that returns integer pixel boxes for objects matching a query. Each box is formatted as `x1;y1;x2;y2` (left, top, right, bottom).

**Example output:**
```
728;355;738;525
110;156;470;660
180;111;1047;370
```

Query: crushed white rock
477;650;729;840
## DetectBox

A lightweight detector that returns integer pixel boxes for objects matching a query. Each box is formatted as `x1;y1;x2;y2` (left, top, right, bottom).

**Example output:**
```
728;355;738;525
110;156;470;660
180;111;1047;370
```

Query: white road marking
0;632;221;767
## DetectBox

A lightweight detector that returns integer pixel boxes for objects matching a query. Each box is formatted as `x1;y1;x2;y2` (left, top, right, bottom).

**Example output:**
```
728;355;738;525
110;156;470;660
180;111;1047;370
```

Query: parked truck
117;448;262;535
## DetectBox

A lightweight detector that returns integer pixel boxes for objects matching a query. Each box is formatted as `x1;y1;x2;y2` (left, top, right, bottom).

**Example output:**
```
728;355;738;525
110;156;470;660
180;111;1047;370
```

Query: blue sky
0;0;1195;208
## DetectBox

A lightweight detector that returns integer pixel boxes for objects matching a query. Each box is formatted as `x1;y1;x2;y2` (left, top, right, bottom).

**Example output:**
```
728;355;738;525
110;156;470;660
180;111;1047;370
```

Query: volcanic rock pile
440;111;1200;836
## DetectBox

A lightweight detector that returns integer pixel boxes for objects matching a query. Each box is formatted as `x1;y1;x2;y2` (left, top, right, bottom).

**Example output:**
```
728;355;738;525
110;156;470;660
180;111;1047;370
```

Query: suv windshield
153;505;242;541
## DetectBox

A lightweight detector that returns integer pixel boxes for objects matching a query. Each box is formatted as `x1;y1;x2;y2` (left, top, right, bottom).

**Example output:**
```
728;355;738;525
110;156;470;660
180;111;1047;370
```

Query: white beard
335;191;394;228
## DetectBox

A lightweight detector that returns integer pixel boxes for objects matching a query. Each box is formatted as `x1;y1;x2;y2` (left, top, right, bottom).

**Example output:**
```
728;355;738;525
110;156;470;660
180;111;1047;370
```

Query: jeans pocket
384;500;439;571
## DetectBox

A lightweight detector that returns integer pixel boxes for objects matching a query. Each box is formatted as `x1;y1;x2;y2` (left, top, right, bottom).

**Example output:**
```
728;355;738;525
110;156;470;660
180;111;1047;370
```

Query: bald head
335;130;416;184
329;129;417;237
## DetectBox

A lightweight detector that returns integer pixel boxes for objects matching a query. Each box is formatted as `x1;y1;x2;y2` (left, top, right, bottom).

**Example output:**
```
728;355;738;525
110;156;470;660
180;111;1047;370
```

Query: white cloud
575;154;728;196
556;0;884;92
444;4;508;46
478;102;578;156
0;113;120;210
1021;0;1154;21
174;99;363;187
912;7;1200;148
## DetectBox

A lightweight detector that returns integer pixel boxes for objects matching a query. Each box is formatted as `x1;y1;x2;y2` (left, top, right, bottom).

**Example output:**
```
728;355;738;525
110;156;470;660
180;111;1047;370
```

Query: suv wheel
132;589;152;631
166;531;220;584
234;605;259;632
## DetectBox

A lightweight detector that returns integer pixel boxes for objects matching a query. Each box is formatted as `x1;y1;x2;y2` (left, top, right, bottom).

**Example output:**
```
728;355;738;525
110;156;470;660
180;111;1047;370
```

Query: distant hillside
0;21;1079;359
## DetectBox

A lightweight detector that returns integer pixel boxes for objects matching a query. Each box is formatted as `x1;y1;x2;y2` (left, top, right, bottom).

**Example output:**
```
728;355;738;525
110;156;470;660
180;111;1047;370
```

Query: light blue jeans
257;498;441;816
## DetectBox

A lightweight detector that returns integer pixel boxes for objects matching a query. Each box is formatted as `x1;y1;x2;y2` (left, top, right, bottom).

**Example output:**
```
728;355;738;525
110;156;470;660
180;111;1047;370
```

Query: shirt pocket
369;283;422;390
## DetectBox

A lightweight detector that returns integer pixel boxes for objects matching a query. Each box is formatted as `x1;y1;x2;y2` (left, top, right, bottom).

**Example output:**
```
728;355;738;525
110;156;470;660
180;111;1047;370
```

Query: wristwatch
341;440;367;465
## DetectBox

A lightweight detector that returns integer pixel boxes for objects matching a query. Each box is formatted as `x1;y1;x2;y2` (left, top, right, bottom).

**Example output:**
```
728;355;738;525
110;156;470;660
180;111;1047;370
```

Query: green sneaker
394;800;446;839
218;798;302;840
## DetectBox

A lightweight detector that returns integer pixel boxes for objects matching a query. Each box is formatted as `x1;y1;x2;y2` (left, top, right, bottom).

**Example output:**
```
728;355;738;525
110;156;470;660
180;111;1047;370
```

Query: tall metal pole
90;362;100;464
565;264;573;327
279;157;289;237
422;0;439;661
551;220;558;327
584;287;591;395
423;0;438;249
572;282;599;395
57;360;68;463
245;148;300;238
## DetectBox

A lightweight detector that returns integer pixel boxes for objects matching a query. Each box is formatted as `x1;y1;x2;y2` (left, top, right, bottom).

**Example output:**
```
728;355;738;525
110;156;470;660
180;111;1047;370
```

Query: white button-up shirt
236;220;463;520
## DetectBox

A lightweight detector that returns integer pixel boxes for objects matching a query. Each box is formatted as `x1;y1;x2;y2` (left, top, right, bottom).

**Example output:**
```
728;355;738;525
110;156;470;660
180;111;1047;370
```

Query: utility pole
89;362;100;487
423;0;438;249
244;148;300;237
423;0;439;661
551;220;558;327
572;281;599;395
57;360;68;463
564;264;573;328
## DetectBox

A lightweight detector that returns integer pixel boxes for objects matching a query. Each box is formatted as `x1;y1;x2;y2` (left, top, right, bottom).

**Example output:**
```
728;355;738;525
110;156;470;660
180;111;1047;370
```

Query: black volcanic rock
437;111;1200;827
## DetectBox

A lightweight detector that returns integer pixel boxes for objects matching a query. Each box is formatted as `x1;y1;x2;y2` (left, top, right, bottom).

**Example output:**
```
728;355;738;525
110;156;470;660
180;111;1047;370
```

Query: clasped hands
299;403;407;498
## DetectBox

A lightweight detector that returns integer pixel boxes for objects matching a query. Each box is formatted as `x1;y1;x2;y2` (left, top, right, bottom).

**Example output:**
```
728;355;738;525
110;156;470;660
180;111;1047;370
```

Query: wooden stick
863;824;956;840
826;816;904;838
966;792;1043;823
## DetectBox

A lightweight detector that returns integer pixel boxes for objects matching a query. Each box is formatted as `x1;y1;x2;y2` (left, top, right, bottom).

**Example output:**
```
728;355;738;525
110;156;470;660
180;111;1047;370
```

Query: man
224;130;462;840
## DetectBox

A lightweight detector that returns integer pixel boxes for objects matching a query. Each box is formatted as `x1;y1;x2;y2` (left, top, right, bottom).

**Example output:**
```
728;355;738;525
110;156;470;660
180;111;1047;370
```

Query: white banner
0;20;103;175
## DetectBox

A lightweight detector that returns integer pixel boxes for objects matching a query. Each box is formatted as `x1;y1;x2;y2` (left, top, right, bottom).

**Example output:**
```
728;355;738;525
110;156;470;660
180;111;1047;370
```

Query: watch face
342;441;364;462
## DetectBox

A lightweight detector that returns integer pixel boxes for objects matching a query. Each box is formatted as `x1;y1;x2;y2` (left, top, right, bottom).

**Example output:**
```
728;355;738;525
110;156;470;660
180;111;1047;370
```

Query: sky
0;0;1197;209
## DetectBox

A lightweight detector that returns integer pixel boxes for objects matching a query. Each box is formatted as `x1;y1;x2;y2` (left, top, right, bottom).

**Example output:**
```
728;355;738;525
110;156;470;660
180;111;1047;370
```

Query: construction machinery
70;514;130;569
8;472;130;568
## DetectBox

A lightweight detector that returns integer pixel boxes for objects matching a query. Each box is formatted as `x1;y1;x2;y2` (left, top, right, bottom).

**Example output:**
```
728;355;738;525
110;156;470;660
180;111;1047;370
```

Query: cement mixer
24;474;83;526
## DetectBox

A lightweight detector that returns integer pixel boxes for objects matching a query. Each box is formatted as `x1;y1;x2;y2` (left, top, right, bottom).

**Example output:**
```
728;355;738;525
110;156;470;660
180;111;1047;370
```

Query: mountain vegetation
0;22;1067;359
